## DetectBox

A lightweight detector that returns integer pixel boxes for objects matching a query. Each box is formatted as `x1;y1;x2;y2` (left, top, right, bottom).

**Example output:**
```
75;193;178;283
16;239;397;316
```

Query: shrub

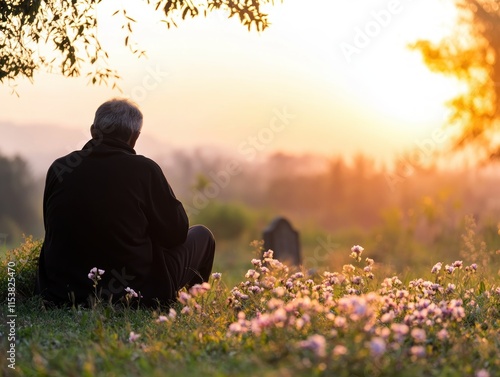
0;235;41;301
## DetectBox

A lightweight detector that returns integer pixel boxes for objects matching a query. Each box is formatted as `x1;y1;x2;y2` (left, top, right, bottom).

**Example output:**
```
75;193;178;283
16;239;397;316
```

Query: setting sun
1;0;463;162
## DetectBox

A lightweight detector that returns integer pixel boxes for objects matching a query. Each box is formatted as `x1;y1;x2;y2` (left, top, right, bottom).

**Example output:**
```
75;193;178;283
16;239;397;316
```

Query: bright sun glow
2;0;462;162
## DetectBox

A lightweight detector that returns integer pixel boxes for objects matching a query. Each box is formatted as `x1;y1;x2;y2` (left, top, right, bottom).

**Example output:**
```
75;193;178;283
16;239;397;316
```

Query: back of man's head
92;98;143;143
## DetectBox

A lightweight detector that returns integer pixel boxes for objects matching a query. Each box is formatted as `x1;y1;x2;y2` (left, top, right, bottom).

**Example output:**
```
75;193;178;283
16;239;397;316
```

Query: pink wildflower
410;345;426;358
189;282;211;296
446;284;456;294
251;259;262;267
290;272;304;280
168;308;177;319
260;266;270;274
298;334;326;357
369;337;386;357
245;269;260;280
125;287;139;298
273;286;286;297
263;249;274;259
88;267;105;281
431;262;442;274
156;315;168;323
129;331;140;342
411;328;426;343
452;260;463;268
248;285;263;294
437;329;448;341
476;369;490;377
380;312;394;323
351;245;364;255
178;291;191;305
332;345;348;356
445;265;455;274
211;272;222;280
351;276;363;285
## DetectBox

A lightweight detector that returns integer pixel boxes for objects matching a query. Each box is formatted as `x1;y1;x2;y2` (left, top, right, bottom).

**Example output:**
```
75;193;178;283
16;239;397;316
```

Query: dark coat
36;137;189;306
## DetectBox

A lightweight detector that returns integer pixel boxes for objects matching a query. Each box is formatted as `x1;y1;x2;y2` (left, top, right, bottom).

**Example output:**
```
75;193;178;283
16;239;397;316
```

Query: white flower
129;331;140;342
125;287;139;298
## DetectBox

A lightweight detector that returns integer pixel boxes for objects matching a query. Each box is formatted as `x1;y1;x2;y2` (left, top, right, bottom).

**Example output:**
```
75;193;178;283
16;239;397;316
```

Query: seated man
36;98;215;307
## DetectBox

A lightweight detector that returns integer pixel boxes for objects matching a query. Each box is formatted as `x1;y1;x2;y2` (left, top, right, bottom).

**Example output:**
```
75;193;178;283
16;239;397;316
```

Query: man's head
91;98;143;148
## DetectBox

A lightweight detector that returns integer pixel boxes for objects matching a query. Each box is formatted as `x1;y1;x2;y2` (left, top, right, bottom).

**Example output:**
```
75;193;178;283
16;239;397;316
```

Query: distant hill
0;122;173;177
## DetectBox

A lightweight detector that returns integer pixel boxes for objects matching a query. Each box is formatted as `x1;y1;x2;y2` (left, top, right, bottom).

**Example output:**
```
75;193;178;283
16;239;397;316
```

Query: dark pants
163;225;215;293
141;225;216;306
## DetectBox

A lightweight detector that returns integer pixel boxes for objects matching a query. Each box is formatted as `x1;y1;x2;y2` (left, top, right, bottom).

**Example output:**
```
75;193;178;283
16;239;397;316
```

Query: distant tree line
0;152;42;245
165;149;500;236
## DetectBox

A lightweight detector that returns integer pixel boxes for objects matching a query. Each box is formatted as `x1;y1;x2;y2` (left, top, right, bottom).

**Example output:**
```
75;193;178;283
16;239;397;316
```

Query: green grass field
1;230;499;377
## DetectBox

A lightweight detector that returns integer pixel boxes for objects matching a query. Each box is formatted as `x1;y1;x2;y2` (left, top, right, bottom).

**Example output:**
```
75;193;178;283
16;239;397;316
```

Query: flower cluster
156;308;177;323
124;287;142;305
139;243;496;374
88;267;105;287
350;245;364;262
220;246;491;363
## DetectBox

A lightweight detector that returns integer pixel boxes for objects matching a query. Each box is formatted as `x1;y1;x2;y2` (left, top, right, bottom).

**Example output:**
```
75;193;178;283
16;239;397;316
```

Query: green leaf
479;281;486;294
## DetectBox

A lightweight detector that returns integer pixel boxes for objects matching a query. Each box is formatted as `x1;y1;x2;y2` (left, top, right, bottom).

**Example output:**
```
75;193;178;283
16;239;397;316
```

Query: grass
0;230;499;377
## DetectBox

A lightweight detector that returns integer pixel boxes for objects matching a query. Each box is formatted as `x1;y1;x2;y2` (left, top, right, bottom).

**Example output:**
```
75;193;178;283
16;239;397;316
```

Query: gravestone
263;217;301;266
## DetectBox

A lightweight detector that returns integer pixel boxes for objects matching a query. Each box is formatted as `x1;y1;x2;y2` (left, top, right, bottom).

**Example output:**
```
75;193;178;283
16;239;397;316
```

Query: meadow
0;217;499;377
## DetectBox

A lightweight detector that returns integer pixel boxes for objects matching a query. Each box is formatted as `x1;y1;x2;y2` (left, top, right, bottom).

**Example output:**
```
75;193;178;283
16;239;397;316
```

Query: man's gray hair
93;98;143;142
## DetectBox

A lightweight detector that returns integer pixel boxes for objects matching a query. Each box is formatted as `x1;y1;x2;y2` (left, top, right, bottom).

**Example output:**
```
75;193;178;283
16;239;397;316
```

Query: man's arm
146;161;189;249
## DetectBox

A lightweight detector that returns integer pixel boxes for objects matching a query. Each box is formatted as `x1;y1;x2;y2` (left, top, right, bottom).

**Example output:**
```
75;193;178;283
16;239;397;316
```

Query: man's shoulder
128;154;162;171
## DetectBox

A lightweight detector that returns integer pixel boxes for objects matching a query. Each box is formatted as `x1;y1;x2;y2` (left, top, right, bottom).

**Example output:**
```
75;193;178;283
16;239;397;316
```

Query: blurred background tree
0;152;41;246
412;0;500;159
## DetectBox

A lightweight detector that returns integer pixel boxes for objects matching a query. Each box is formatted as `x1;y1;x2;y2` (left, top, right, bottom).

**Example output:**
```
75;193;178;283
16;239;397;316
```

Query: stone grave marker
263;217;301;266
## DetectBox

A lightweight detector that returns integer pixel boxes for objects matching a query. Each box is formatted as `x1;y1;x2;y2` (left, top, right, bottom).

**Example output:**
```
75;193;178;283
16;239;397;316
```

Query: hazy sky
1;0;461;162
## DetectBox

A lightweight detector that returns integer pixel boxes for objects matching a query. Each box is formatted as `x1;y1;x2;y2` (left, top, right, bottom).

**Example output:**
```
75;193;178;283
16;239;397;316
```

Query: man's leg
163;225;216;292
